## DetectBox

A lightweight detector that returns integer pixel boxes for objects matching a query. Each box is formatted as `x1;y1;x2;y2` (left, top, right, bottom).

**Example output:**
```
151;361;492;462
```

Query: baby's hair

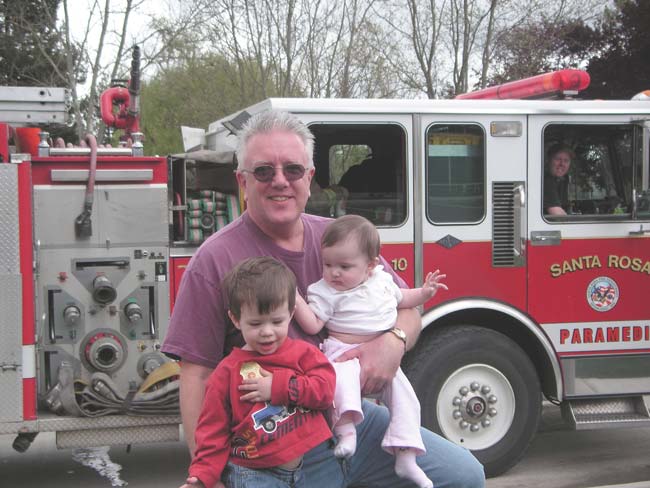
223;256;297;320
321;214;380;260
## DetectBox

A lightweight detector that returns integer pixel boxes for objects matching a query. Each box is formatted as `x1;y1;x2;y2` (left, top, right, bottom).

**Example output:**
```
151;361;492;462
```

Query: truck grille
492;181;520;267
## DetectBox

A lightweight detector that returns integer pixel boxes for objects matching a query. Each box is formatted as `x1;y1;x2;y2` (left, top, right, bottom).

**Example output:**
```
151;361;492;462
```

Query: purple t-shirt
162;211;406;369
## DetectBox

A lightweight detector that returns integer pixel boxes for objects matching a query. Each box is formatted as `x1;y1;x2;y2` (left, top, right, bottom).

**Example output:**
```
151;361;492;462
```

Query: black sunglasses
240;164;307;183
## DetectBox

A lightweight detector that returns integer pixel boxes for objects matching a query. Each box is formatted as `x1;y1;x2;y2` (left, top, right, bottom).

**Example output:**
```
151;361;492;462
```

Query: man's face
549;150;571;178
236;129;314;230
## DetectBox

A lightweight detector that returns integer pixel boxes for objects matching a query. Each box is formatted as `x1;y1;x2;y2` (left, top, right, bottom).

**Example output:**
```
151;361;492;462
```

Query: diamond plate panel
0;368;22;422
0;164;20;273
56;424;179;448
0;274;22;422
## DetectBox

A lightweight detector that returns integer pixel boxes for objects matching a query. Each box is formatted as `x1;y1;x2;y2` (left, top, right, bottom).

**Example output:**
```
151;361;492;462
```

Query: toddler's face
230;301;291;355
322;238;375;292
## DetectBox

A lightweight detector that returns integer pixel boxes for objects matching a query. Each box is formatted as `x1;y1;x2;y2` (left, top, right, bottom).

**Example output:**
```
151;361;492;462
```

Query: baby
294;214;447;488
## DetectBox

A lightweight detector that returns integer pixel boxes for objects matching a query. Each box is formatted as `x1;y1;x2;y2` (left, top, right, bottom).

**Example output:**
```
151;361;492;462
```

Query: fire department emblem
586;277;619;312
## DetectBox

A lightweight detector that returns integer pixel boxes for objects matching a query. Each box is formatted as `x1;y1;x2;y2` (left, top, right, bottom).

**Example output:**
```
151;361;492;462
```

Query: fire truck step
564;397;650;430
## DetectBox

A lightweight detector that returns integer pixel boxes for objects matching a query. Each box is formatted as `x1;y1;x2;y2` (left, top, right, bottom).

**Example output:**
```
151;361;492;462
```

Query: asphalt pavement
2;402;650;487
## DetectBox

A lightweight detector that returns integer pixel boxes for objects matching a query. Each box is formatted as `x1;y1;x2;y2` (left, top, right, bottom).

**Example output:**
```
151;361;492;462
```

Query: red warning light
455;70;590;100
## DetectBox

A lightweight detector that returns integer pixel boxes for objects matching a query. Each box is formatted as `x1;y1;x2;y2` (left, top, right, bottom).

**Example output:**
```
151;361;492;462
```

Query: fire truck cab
178;75;650;475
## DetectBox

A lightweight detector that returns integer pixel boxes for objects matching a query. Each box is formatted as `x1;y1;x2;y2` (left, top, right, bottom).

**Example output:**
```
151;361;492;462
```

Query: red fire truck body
2;73;650;477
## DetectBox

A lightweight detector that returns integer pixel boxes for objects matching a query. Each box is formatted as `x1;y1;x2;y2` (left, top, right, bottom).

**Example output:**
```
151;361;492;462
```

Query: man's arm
336;307;421;394
546;205;567;216
180;361;213;457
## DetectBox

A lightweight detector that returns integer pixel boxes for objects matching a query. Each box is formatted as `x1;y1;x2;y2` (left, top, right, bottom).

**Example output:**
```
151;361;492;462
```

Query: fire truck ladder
0;86;69;126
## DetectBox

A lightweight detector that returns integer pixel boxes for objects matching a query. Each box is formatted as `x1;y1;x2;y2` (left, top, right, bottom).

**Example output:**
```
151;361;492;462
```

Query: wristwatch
386;327;407;349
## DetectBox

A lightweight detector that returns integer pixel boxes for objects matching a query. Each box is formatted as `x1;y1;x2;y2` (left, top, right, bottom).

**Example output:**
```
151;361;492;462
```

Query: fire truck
2;68;650;477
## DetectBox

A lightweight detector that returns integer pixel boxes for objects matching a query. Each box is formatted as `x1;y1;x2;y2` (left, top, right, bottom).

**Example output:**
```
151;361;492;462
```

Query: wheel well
412;308;558;402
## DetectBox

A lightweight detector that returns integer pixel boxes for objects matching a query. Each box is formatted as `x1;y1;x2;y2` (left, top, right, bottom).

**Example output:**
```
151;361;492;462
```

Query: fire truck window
543;124;640;221
306;123;407;227
426;124;485;223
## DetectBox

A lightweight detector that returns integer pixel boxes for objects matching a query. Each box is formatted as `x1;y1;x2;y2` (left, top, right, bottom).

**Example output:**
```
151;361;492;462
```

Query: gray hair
235;110;315;169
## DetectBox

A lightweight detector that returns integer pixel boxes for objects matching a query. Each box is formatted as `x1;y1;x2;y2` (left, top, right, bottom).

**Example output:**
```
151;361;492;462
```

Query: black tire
406;325;541;477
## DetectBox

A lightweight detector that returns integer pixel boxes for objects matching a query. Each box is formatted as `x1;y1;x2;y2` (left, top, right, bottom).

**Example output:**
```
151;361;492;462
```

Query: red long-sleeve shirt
189;338;335;488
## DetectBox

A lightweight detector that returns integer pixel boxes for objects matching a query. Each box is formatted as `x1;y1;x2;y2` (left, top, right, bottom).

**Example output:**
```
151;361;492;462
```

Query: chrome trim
51;169;153;182
421;299;563;400
412;114;424;287
530;230;561;246
48;147;133;157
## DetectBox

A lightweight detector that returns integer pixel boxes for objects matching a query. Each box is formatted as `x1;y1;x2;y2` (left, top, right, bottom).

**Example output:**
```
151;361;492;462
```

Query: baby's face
321;238;374;292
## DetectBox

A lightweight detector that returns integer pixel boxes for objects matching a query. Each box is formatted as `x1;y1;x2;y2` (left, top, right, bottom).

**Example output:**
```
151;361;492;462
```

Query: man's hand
335;332;404;395
239;368;273;402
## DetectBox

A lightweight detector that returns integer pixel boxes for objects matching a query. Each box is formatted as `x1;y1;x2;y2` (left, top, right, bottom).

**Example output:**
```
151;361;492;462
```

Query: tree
140;53;269;156
583;0;650;99
487;17;603;86
0;0;68;86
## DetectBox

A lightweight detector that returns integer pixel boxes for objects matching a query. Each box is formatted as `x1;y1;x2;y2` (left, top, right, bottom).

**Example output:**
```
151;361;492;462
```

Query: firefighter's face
549;150;571;177
236;130;314;232
321;237;378;292
228;301;292;355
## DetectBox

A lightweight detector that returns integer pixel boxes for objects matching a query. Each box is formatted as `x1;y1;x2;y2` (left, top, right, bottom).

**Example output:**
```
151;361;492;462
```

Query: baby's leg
380;367;432;488
322;339;364;459
333;411;357;458
394;448;433;488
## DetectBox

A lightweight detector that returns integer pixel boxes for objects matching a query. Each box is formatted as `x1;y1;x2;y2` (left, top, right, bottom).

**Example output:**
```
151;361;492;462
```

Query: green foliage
140;54;278;156
486;17;602;88
486;0;650;100
584;0;650;99
0;0;67;86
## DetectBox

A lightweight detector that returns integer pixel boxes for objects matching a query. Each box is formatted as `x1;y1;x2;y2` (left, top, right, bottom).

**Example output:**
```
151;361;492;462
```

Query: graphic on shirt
230;428;260;460
251;403;309;434
240;361;262;380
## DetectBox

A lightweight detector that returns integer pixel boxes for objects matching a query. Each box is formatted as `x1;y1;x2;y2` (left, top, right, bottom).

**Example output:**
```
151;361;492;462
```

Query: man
163;109;485;487
544;144;574;215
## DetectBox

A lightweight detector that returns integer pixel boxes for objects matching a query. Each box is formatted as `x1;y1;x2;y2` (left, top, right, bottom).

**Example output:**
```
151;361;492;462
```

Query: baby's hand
239;367;273;402
180;476;205;488
422;270;448;299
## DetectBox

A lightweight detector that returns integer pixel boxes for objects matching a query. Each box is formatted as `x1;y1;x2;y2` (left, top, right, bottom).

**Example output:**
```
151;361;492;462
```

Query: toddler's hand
239;367;273;402
180;476;205;487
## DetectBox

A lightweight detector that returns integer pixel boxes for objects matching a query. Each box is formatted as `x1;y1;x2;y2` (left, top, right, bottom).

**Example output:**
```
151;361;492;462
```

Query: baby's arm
294;292;326;335
398;269;448;308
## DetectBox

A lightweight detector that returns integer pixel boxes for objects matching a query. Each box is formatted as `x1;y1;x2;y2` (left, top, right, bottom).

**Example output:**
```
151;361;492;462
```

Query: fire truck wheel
406;325;541;477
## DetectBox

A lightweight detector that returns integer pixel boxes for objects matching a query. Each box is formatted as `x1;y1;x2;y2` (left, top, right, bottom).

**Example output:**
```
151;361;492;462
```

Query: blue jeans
223;461;304;488
302;400;485;487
